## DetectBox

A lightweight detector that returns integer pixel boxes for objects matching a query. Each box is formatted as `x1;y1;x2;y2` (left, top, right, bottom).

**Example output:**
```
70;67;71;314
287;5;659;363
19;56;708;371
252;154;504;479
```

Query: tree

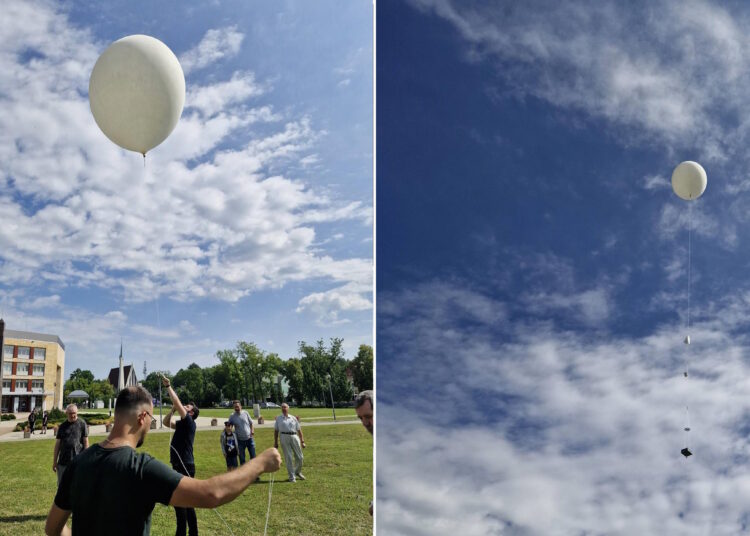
216;349;244;402
89;380;115;405
351;344;373;391
64;369;95;400
173;364;204;405
142;371;173;404
282;358;304;406
298;338;347;405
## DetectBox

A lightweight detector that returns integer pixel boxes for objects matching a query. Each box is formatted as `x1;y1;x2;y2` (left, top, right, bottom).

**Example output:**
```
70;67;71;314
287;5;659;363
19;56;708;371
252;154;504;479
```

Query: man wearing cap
220;421;239;471
274;403;306;482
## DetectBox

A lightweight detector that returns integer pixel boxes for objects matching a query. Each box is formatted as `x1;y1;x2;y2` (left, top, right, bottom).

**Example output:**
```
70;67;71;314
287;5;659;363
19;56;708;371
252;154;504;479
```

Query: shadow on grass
0;514;47;523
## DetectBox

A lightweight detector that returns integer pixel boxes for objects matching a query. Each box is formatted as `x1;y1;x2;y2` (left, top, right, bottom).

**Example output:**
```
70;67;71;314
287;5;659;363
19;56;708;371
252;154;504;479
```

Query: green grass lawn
0;423;372;536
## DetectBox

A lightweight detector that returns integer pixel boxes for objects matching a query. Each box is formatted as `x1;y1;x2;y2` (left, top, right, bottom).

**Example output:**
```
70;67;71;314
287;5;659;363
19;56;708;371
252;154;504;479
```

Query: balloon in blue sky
671;161;707;201
89;34;185;156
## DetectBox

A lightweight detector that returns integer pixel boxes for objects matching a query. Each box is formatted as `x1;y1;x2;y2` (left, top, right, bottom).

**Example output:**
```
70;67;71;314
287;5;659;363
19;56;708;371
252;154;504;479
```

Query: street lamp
326;373;336;422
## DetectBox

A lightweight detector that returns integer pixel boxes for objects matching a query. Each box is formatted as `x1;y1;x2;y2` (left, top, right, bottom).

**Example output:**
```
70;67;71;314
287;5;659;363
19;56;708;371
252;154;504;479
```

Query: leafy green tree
64;368;95;399
216;349;244;402
173;364;204;405
89;380;115;405
351;344;373;391
298;338;346;405
282;358;304;406
142;371;173;404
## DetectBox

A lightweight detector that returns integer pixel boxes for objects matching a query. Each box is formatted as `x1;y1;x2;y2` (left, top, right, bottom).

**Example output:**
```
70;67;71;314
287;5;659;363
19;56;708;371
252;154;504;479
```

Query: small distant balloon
671;161;707;201
89;35;185;156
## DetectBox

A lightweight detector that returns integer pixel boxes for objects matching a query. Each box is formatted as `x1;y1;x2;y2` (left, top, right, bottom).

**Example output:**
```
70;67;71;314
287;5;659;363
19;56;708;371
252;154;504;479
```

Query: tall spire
118;341;124;391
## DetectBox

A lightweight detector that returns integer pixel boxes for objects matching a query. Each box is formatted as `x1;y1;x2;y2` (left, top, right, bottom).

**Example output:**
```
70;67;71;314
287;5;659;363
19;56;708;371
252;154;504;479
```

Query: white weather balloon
89;35;185;155
671;161;707;201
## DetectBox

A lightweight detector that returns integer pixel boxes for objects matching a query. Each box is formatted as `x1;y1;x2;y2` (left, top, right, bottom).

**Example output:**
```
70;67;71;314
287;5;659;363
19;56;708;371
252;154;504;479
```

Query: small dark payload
681;447;692;458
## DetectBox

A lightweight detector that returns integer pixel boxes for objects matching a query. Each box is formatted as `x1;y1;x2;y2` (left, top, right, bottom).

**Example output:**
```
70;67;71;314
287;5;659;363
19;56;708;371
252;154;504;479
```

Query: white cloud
406;0;750;166
179;26;244;74
378;280;750;535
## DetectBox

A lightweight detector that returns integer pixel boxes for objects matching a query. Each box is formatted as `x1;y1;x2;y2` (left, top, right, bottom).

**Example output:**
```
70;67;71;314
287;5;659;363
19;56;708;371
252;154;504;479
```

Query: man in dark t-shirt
162;376;199;536
45;385;282;536
53;405;89;486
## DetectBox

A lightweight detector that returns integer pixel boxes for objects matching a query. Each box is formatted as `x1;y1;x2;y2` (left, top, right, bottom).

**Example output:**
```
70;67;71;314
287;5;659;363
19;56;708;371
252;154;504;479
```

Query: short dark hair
189;402;200;419
114;386;153;416
355;390;373;410
233;400;240;405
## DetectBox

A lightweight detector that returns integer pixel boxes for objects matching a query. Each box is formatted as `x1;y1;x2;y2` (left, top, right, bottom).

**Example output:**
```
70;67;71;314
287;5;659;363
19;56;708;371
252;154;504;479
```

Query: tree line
65;339;373;408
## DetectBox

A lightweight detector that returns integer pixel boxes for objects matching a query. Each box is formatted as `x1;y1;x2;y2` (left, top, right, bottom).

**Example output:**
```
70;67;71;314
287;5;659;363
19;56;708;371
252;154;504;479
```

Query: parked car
261;402;280;409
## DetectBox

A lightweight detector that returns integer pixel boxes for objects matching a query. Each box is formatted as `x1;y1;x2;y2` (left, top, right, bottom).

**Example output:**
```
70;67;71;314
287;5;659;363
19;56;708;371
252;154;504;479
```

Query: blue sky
378;1;750;534
0;1;372;379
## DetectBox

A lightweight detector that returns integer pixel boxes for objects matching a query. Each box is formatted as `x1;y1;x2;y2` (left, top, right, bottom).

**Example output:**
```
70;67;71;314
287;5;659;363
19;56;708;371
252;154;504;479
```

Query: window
2;379;9;391
2;345;13;359
16;363;28;375
2;362;10;375
17;347;30;359
15;380;28;391
31;380;44;393
32;364;44;376
34;347;46;360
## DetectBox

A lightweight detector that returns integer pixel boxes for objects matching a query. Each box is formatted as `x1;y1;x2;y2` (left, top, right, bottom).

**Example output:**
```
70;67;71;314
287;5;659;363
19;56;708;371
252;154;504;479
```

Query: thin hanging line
264;472;275;536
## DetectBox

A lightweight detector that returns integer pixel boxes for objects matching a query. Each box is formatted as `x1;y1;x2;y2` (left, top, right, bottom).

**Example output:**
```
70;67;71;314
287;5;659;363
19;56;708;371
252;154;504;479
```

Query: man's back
55;444;182;535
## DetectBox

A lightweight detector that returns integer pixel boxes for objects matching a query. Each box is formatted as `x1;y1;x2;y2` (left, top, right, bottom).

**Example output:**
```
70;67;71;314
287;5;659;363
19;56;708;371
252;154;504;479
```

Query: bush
1;413;16;421
13;412;113;431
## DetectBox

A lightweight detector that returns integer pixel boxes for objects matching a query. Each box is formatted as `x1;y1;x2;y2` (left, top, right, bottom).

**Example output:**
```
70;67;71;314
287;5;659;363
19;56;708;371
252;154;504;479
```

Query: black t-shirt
54;444;183;536
56;419;88;465
170;413;196;467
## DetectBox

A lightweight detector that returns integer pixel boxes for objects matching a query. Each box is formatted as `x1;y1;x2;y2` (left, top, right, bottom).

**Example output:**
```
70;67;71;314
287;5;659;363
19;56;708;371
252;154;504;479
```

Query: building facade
1;329;65;413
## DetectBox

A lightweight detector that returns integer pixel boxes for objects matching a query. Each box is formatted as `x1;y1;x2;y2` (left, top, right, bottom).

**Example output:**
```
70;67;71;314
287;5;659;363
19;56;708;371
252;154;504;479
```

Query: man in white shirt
273;403;306;482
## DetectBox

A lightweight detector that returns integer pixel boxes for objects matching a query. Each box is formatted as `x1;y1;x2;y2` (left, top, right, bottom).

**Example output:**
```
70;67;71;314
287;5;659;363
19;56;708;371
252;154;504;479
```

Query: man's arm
163;407;177;429
53;439;60;472
161;376;187;418
45;504;71;536
170;448;281;508
297;428;305;447
274;429;279;448
82;422;89;449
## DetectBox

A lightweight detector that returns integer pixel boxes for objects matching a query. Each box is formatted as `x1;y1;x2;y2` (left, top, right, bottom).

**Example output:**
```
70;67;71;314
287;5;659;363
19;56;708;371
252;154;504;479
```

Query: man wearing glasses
162;375;200;536
52;404;89;486
45;385;281;536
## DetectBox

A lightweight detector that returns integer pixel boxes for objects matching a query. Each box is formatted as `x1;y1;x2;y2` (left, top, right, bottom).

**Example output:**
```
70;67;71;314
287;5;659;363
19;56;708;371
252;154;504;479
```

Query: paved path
0;414;360;443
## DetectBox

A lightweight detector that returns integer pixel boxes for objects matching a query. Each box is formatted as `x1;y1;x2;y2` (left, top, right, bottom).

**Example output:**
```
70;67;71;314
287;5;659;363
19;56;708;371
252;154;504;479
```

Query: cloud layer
378;280;750;535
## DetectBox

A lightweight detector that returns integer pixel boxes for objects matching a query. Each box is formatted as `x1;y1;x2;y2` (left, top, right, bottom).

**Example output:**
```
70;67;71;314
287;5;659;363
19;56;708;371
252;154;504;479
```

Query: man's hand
257;448;281;473
160;374;171;388
301;440;306;449
52;462;57;473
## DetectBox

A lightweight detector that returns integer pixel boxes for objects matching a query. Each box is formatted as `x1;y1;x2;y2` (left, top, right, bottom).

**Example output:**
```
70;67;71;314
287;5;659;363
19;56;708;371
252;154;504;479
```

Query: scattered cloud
378;279;750;535
0;1;370;327
179;25;245;74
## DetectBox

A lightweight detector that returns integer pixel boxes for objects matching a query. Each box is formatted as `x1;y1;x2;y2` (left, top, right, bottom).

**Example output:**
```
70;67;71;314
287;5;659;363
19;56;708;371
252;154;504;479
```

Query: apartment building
1;329;65;413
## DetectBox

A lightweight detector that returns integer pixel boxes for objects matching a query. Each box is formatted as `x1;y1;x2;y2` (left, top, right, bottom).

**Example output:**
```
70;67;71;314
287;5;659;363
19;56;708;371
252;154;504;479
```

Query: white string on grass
264;472;275;536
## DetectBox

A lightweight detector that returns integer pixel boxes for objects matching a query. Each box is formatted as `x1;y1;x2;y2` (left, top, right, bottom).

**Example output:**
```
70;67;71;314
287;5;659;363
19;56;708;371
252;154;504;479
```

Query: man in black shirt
162;376;199;536
44;385;281;536
53;405;89;486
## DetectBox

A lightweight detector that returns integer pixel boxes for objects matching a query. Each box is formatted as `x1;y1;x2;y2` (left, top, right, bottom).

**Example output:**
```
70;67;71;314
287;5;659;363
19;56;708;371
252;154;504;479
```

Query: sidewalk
0;414;360;442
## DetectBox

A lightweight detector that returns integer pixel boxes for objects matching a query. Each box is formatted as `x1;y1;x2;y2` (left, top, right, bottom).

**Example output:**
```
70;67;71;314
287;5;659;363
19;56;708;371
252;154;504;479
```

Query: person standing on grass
53;404;89;486
354;390;374;515
44;385;281;536
227;400;256;465
220;421;239;471
274;403;306;482
161;376;200;536
28;409;36;434
42;410;49;434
